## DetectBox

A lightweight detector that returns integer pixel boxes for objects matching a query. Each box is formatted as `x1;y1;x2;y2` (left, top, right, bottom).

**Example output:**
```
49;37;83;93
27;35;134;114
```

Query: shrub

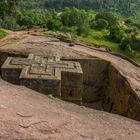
18;10;48;29
109;26;126;43
91;19;109;30
61;8;90;36
47;16;63;31
124;18;133;25
76;23;90;36
61;8;89;27
55;32;72;43
0;16;20;30
61;26;77;34
95;12;118;27
120;36;133;50
0;29;9;39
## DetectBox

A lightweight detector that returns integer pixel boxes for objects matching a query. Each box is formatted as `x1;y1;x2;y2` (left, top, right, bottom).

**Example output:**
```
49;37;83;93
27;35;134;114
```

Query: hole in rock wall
69;90;73;97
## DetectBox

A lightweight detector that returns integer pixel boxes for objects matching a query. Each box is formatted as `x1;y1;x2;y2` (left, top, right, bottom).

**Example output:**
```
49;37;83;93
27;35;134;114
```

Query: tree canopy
44;0;140;17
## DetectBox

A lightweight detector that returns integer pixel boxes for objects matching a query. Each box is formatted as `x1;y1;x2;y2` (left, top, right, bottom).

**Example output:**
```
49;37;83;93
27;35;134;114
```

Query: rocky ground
0;31;140;140
0;78;140;140
0;31;139;89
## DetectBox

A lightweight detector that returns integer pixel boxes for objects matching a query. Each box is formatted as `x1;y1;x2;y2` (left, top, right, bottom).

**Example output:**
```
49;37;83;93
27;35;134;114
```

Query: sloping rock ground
0;31;140;139
0;33;139;92
0;78;140;140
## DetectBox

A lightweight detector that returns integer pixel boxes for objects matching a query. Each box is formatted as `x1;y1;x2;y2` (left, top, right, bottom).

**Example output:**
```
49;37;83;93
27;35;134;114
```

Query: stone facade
1;54;83;104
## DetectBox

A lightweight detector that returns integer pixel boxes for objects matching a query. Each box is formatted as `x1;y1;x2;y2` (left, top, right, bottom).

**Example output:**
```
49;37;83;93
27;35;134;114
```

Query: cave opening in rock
69;90;73;97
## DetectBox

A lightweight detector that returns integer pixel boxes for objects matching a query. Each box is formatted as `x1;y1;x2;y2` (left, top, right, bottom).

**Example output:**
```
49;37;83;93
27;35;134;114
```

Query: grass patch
0;28;12;39
43;30;140;63
80;30;120;51
10;38;20;44
47;94;56;100
42;31;57;37
133;57;140;63
80;29;140;63
122;50;140;63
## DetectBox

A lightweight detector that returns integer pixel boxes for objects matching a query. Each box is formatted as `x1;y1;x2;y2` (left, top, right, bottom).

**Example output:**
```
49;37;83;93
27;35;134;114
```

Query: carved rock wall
103;64;140;121
65;58;109;102
63;57;140;121
1;54;83;104
0;52;140;121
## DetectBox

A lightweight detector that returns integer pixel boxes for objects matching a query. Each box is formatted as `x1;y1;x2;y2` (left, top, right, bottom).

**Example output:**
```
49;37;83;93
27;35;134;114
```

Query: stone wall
0;51;27;67
103;64;140;121
63;57;140;121
62;58;109;103
0;52;140;121
61;71;83;104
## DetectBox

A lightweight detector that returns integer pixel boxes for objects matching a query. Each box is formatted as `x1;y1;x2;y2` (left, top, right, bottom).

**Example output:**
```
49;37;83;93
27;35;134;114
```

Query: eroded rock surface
0;31;140;139
0;78;140;140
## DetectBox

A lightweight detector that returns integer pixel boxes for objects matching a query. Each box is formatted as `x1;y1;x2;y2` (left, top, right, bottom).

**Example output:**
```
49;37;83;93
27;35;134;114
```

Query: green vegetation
0;0;140;63
10;38;19;44
47;94;56;100
80;30;119;51
44;0;140;17
0;28;11;39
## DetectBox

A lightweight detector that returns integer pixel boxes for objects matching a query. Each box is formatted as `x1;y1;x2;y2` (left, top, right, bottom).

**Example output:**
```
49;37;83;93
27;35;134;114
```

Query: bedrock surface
0;31;140;139
0;78;140;140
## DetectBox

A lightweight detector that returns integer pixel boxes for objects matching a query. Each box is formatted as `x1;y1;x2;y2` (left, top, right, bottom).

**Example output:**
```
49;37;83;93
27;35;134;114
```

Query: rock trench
0;52;140;121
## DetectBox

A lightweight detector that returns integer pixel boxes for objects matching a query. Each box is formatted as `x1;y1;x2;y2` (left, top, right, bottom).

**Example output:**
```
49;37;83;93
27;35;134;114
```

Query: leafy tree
0;0;20;18
19;15;34;29
61;8;89;27
95;12;118;27
61;8;90;35
109;26;126;43
47;13;63;31
91;19;109;30
18;9;48;29
76;23;90;36
44;0;140;17
0;16;20;30
0;0;9;19
120;36;133;50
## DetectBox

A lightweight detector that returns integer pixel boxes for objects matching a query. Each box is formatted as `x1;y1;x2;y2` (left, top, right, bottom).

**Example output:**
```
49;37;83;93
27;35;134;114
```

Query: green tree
44;0;140;17
18;9;48;29
0;0;20;18
61;8;89;27
76;23;90;36
109;26;126;43
91;19;109;30
61;8;90;35
120;36;133;50
0;0;9;18
95;12;118;27
47;13;63;31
